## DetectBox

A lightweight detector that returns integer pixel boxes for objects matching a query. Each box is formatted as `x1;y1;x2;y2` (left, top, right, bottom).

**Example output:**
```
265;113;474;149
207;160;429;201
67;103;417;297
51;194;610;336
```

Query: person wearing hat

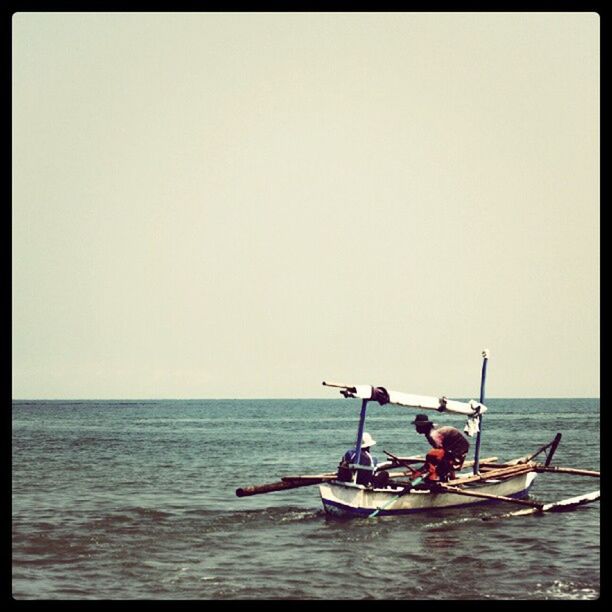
337;432;380;486
412;414;470;482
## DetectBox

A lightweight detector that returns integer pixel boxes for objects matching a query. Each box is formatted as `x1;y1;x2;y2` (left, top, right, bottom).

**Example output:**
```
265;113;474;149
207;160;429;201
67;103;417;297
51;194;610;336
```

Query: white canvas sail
322;382;487;416
387;391;486;416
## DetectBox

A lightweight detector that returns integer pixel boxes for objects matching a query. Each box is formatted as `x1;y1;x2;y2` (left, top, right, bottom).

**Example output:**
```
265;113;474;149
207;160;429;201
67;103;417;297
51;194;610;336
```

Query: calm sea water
12;398;600;600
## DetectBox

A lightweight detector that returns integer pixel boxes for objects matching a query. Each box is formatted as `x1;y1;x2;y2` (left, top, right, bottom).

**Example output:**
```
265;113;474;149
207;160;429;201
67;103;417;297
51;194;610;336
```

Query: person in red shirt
412;414;470;483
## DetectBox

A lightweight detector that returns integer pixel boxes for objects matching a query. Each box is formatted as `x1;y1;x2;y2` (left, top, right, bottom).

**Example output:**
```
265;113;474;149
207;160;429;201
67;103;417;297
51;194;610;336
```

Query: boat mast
352;398;369;474
473;349;489;474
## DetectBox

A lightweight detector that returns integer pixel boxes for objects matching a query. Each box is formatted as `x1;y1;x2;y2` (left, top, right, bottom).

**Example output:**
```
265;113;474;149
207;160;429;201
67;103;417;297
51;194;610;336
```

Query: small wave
133;507;173;519
535;580;599;600
81;507;176;531
229;505;322;524
184;505;324;533
278;509;323;523
423;515;483;529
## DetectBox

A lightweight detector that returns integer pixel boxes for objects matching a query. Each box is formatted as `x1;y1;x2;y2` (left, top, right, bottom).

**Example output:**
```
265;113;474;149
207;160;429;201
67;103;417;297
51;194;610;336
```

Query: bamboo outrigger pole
535;466;600;477
235;474;337;497
436;484;544;509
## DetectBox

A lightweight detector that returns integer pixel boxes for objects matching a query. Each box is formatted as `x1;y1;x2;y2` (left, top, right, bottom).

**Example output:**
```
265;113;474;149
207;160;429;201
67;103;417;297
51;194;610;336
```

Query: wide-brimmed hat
361;432;377;448
412;414;433;426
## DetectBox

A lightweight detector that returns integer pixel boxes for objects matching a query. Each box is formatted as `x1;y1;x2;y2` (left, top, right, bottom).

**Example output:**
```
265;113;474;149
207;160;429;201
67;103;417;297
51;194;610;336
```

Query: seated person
337;431;380;485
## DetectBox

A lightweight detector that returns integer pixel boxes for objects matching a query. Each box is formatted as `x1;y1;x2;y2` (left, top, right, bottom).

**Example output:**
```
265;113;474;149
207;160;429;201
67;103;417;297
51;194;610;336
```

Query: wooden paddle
383;450;421;474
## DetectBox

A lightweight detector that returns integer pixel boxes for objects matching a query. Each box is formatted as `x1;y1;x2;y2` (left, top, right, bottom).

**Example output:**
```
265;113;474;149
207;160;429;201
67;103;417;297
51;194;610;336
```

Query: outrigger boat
236;351;599;519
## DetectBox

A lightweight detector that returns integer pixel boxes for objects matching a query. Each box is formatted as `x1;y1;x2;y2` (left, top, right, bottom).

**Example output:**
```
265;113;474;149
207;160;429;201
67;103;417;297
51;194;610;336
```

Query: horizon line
11;396;601;402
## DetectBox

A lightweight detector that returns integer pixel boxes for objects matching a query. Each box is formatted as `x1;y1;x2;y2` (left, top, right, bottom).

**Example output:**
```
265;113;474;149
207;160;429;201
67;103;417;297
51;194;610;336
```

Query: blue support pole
353;398;369;468
473;350;489;474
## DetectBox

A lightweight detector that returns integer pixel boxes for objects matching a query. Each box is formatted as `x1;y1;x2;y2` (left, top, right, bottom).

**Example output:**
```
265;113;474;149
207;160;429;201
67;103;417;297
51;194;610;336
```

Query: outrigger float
236;351;599;519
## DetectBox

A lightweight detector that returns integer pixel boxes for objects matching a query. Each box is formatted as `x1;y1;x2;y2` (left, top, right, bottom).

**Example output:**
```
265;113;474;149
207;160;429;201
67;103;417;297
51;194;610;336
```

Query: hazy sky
12;12;599;399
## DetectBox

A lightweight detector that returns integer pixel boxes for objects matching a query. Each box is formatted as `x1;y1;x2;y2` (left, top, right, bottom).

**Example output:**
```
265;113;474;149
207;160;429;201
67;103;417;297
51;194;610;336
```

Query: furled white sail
387;391;486;416
322;382;487;416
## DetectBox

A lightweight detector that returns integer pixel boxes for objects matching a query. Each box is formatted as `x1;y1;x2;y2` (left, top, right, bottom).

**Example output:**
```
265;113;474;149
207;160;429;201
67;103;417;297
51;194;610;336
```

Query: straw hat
361;432;377;448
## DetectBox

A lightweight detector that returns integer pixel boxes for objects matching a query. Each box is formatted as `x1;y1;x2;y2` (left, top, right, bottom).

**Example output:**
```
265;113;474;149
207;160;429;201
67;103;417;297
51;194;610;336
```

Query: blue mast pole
473;350;489;474
353;398;369;469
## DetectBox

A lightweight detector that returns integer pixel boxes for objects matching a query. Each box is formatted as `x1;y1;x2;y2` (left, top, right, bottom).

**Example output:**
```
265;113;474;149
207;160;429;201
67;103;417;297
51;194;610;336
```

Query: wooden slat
446;462;535;486
383;453;498;467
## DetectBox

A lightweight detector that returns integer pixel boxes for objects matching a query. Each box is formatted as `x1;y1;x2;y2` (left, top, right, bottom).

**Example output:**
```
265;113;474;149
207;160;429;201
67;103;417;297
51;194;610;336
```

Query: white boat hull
319;472;538;517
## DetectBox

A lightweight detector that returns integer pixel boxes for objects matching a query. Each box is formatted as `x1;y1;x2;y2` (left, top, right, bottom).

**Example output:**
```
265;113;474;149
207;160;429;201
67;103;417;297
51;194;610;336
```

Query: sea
12;398;600;600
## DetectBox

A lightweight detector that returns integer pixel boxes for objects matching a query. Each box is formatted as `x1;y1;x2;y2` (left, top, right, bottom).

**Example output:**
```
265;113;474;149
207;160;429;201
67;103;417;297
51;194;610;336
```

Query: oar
383;450;421;474
368;476;425;518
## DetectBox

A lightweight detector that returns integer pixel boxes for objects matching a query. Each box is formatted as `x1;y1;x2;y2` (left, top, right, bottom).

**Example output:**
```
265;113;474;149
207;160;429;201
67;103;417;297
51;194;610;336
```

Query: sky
12;12;599;399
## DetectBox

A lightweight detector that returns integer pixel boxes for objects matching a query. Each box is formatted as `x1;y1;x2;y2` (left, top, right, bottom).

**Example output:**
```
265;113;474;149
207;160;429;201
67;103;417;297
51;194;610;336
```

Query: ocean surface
12;398;600;600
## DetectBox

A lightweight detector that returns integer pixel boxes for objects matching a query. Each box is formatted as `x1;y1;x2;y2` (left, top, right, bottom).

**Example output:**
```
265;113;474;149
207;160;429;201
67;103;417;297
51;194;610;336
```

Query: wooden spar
521;434;563;464
449;463;534;485
236;476;335;497
383;451;498;471
534;466;600;477
385;460;531;485
490;434;563;468
380;459;501;478
544;433;562;466
321;381;355;391
464;456;498;468
436;484;544;509
446;462;535;486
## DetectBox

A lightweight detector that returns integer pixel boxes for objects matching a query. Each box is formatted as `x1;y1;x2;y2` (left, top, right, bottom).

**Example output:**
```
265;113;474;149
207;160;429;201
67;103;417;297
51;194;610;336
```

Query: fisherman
337;431;383;486
411;414;470;483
